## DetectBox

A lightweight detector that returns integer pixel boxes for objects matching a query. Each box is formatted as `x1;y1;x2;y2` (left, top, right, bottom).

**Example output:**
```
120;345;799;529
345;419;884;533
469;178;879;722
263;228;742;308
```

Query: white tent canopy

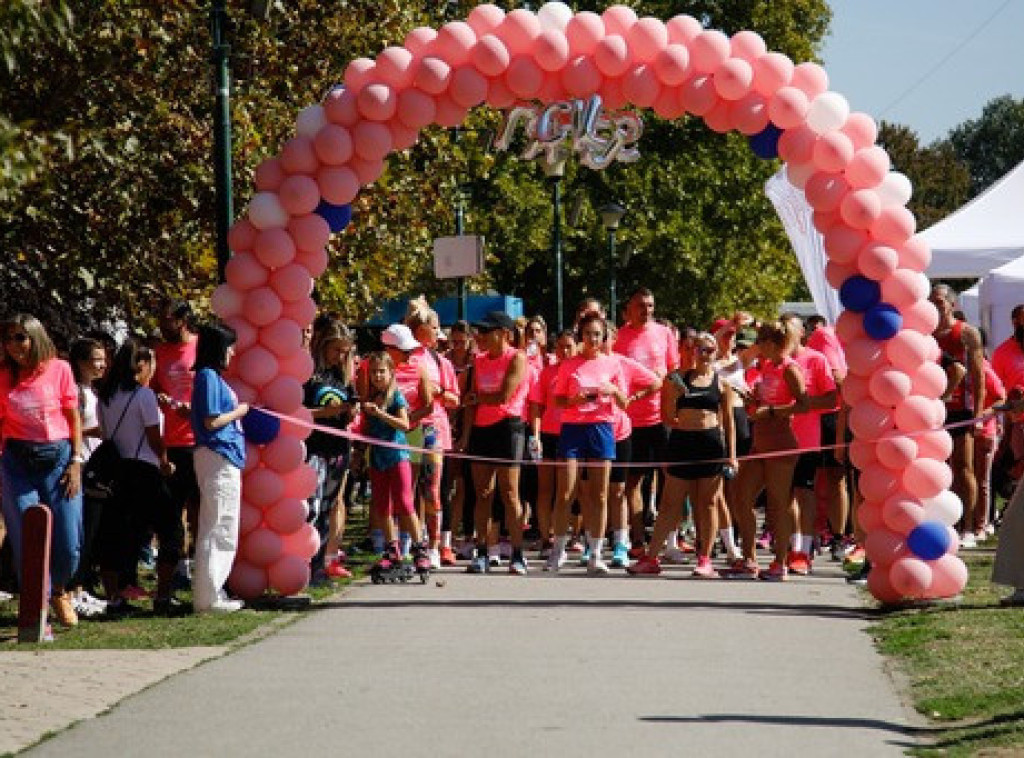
979;254;1024;352
922;159;1024;279
957;282;980;328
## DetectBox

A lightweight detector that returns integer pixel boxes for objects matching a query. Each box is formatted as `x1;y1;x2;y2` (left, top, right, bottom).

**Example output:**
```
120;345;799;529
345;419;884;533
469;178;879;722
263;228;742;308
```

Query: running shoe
427;548;442;570
566;538;584;553
692;557;719;579
626;555;662;576
842;546;867;573
787;552;812;576
587;557;610;576
610;542;629;568
326;559;352;579
756;531;773;551
759;561;788;582
722;559;760;580
439;546;457;566
959;532;978;549
544;549;566;573
509;556;528;576
663;546;690;565
676;537;696;553
467;554;489;574
578;548;591;567
628;544;647;560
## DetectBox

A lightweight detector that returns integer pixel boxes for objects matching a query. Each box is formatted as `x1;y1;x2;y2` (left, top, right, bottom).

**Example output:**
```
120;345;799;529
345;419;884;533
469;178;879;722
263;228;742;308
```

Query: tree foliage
947;94;1024;199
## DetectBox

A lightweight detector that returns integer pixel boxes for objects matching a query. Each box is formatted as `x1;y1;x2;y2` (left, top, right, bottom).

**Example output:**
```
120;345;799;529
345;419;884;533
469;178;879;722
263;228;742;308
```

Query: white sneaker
204;598;244;613
663;547;690;565
73;592;106;618
587;558;610;576
428;548;442;570
544;550;566;573
960;532;977;549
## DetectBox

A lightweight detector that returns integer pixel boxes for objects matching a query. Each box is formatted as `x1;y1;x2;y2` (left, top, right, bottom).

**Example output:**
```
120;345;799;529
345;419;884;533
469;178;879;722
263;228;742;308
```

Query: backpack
83;388;141;501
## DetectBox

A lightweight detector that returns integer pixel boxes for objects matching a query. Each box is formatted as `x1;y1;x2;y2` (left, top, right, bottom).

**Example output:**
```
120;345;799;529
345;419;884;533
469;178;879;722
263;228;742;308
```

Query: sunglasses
4;333;28;344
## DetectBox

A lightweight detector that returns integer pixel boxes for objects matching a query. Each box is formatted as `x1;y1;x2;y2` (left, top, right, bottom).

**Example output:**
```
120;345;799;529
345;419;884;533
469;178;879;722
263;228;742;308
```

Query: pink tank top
757;356;797;406
473;346;528;427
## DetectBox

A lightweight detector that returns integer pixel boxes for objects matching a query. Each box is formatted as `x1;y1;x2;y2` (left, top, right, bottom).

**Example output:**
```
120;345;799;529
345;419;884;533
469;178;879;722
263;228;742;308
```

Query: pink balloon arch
214;3;967;604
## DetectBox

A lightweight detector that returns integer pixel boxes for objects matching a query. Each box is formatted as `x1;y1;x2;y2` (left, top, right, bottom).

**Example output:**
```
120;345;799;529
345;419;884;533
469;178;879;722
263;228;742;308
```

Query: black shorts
540;432;560;461
947;408;973;438
733;407;752;457
819;411;846;468
666;428;726;480
627;424;668;476
610;437;633;484
166;446;199;511
468;417;525;466
792;451;822;490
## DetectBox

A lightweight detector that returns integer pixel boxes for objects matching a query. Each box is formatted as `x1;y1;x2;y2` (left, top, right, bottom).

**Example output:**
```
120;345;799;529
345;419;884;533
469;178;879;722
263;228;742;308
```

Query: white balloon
921;490;962;526
248;192;290;230
296;104;327;138
877;171;913;207
805;91;850;134
537;2;573;31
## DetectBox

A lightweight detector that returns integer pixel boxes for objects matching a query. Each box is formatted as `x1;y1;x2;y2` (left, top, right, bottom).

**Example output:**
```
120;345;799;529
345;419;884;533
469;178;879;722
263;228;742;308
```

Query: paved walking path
13;558;923;757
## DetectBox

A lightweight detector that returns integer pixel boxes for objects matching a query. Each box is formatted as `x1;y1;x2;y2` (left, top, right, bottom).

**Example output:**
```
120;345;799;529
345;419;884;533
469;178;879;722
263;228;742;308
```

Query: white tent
957;282;980;328
922;159;1024;279
978;254;1024;351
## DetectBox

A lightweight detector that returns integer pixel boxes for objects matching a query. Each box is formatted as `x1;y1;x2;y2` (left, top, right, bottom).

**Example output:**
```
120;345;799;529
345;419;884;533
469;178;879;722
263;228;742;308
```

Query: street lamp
541;157;567;332
599;202;626;322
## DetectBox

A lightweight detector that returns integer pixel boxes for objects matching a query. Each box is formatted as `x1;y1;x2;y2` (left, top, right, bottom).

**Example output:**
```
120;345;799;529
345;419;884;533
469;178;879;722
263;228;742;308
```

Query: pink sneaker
722;559;760;580
326;559;352;579
760;561;788;582
787;552;811;576
692;557;719;579
626;555;662;575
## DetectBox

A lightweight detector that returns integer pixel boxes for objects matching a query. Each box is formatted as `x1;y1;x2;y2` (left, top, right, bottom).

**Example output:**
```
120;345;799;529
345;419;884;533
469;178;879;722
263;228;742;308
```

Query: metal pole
608;229;617;322
456;189;466;321
551;175;563;332
212;0;233;284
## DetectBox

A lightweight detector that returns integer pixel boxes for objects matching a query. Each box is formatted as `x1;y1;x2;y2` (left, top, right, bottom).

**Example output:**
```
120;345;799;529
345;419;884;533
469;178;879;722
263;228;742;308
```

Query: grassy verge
869;548;1024;756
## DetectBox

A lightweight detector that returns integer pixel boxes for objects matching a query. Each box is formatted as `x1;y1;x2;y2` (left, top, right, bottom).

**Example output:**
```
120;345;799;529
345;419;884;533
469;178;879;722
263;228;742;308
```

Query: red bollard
18;504;51;644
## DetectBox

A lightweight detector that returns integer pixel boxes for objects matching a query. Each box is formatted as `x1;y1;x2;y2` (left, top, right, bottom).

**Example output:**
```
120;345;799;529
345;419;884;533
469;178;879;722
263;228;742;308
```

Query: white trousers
193;446;241;611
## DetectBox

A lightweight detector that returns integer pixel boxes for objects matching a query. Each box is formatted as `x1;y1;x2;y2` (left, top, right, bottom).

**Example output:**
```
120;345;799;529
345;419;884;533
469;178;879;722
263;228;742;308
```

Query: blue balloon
839;275;881;313
748;124;782;160
241;408;281;445
863;302;903;340
907;521;951;561
315;200;353;233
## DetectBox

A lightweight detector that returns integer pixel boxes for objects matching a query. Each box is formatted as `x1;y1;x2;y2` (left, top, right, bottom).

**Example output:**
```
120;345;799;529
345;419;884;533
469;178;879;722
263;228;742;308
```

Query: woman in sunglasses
0;314;85;627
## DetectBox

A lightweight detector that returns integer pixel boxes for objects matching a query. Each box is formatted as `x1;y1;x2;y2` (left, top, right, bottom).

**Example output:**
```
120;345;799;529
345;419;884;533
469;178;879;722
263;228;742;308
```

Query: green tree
948;95;1024;198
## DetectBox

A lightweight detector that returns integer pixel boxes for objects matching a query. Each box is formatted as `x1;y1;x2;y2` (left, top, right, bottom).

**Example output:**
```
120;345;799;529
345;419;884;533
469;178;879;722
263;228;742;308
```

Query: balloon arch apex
213;2;966;604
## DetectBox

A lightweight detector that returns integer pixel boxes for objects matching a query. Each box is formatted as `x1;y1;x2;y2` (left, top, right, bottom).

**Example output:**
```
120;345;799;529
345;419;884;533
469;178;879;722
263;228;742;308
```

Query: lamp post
211;0;233;284
599;202;626;322
541;157;567;332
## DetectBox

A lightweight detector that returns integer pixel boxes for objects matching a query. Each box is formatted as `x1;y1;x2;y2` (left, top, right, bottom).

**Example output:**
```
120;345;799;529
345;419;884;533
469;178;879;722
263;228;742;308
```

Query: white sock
719;527;739;556
399;532;412;557
441;531;452;549
612;529;629;547
790;533;803;553
588;536;605;561
801;535;814;555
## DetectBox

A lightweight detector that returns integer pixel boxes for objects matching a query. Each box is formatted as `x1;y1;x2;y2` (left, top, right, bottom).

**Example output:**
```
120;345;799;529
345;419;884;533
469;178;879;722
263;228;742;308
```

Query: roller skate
370;542;414;584
410;542;431;584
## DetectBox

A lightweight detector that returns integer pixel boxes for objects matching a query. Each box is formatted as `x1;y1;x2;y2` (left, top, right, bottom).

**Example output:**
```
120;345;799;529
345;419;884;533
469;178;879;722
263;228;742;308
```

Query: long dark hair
2;313;57;382
69;338;104;385
98;338;153;404
193;322;237;373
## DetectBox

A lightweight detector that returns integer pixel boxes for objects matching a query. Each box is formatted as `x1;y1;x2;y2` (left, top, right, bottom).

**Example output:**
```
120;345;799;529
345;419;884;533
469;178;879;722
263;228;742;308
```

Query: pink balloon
239;503;262;536
244;287;283;328
248;192;289;230
653;87;686;120
945;524;961;555
270;263;312;302
864;527;905;567
839;188;882;230
600;75;628;110
503;55;542;97
396;89;437;130
926;554;968;598
825;259;859;290
244;528;284;568
228;560;269;600
389;120;419;152
281;520;319;558
594;34;631;77
622;65;661;108
375;46;415;89
487;74;517;108
228;218;258;253
211;284;244;320
415;56;452;95
790;61;828;98
842;112;878;150
890;556;933;598
352;121;393;162
626;17;668;63
768;86;810;130
777;124;816;164
602;5;638;36
236;344;279;387
690;29;730;73
868;367;912;407
713;58;753;100
845;337;886;377
730;92;770;136
867;565;904;605
652;44;691;86
318;164;362;204
254;227;297;270
902;298;940;335
404;27;437;58
875;433;918;470
703;99;735;134
280;298;318;331
534;28;570;71
265;497;307;537
563;55;602;96
279;136;319;176
730;30;766;62
842;374;870;408
260;375;304;414
312;124;354;167
323;86;360;127
856;498;885;533
902;458;953;499
909;360;946;398
848;437;877;469
845;146;889;189
848;399;895;440
288;214;330;254
859;463;900;502
450;65;489;107
811;210;838;237
666;14;702;46
343;58;377;93
280;406;314;442
812;130;855;172
224;316;258;353
870;205;917;246
805;173;850;213
752;52;793;96
357;83;397;122
347;155;384;186
678;74;718;116
857;242;899;280
254;159;285;193
432;21;477;66
885;329;933;373
259;318;303;358
894;395;943;433
262;437;306;475
467;4;505;37
897;235;932;272
244;467;286;508
823;223;868;264
836;309;867;343
295;247;328;278
881;493;926;533
472;34;511;77
269;554;311;596
432;93;469;127
881;269;930;309
498;8;541;56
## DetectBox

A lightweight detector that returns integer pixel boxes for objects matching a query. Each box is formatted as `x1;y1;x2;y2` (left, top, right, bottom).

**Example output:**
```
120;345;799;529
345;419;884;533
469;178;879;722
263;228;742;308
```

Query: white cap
381;323;420;352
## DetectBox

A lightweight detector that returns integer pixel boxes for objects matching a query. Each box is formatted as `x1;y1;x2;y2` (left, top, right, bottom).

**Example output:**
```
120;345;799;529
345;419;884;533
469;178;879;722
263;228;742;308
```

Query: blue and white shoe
578;548;591;567
610;543;629;568
467;554;489;574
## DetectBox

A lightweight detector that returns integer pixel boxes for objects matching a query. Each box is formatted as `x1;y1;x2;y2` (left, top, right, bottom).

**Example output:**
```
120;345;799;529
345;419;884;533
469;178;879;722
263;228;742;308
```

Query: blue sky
819;0;1024;144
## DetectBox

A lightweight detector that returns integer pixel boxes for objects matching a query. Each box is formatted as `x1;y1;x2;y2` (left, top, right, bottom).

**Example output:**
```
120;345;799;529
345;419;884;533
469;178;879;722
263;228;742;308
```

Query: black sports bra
674;370;722;412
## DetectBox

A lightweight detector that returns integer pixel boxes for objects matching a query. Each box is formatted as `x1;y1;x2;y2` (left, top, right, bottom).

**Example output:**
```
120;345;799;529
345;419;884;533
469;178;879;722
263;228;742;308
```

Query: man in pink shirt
612;288;679;550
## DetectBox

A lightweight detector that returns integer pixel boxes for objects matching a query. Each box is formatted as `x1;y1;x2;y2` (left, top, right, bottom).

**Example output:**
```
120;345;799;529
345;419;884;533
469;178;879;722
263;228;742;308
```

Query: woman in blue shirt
190;323;248;613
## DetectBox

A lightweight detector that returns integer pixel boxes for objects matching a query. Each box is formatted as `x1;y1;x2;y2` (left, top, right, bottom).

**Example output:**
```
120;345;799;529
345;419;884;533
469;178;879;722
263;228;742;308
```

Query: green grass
870;548;1024;757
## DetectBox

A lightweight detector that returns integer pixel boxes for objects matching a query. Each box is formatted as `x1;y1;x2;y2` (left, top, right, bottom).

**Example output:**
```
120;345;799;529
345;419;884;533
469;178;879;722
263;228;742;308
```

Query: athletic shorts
946;408;973;438
791;451;822;490
558;422;615;461
610;437;633;484
819;411;845;468
666;428;726;480
540;431;560;461
626;424;668;475
467;417;526;466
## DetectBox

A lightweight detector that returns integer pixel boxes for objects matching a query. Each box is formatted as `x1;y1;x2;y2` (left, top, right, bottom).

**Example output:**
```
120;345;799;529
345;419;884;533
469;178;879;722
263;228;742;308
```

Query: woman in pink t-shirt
0;314;85;627
548;314;628;575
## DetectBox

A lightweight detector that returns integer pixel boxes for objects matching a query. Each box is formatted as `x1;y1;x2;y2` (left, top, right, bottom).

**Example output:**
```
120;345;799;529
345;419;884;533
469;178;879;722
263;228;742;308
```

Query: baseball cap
474;311;516;333
380;323;420;352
